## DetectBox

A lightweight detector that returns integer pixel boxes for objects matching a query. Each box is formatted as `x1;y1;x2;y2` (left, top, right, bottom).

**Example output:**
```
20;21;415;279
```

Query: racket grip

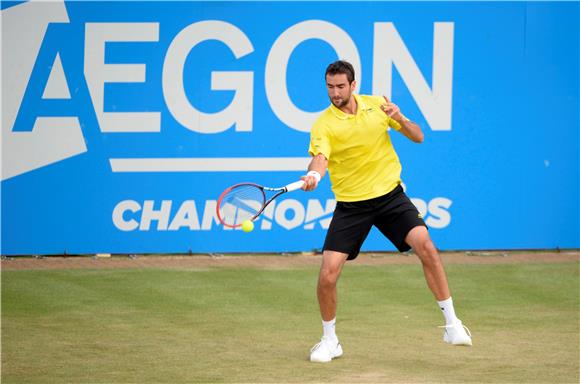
285;180;305;192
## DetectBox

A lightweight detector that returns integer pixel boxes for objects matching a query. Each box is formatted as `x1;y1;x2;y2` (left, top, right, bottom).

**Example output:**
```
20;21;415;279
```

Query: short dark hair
325;60;355;84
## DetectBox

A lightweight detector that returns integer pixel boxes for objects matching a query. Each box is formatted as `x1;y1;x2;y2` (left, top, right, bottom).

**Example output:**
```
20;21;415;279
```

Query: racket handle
285;180;305;192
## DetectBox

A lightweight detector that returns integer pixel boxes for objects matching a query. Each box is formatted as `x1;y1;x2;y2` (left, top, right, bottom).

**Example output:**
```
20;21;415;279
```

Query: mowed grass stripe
2;263;578;383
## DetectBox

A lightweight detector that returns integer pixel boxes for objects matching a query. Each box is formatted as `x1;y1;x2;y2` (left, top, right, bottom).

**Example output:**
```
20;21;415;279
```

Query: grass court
2;257;578;383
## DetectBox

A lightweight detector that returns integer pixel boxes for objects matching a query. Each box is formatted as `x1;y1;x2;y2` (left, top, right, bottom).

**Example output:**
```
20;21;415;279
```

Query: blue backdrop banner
1;1;578;255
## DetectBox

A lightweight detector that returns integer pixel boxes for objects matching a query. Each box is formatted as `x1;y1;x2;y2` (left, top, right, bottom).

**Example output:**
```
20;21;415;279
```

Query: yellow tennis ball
241;219;254;233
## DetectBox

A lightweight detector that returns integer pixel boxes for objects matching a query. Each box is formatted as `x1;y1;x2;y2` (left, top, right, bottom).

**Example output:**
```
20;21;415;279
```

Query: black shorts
323;185;426;260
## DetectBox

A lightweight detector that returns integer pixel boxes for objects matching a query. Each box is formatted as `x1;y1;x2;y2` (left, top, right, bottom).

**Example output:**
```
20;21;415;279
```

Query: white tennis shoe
440;321;472;346
309;337;343;362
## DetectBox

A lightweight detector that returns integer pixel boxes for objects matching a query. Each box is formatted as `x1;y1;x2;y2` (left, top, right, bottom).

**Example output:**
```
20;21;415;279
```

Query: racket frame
216;182;294;228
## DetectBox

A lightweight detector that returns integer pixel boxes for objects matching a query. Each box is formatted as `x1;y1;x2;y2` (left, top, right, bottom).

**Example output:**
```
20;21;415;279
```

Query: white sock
322;318;337;340
437;297;460;325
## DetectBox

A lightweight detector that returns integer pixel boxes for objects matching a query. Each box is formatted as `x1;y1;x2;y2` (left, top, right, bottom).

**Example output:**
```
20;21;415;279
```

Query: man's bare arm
301;153;328;191
381;96;424;143
397;119;424;143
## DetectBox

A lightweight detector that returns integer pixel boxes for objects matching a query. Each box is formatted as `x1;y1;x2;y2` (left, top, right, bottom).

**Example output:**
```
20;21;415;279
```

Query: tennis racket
216;180;305;228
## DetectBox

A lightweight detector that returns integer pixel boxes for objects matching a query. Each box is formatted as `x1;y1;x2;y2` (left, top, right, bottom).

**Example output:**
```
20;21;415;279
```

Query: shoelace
310;338;340;353
438;323;472;337
310;339;324;353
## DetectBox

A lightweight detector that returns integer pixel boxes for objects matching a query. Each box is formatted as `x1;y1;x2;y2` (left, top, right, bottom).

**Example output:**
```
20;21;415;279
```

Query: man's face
326;73;355;109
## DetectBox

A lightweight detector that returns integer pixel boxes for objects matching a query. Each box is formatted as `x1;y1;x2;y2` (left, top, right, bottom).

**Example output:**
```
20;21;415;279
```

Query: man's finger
300;175;317;191
383;95;390;103
300;176;309;190
383;105;396;117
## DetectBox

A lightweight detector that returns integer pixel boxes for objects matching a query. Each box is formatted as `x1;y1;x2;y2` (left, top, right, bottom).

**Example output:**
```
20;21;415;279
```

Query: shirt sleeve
389;112;411;131
308;122;331;159
388;118;402;131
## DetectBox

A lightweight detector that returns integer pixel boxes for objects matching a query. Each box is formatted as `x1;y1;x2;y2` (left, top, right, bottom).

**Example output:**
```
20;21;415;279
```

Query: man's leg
310;250;348;362
405;225;472;346
317;250;349;321
404;226;449;301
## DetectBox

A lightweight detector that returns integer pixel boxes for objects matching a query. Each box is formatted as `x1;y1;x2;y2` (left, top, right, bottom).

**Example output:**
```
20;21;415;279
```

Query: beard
330;96;349;109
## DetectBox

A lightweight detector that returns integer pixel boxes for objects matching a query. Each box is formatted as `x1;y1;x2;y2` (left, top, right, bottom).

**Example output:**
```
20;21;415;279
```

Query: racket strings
218;185;265;227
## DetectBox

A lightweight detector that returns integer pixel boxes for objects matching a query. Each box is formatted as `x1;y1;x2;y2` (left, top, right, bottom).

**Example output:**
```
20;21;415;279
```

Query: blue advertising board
1;1;578;255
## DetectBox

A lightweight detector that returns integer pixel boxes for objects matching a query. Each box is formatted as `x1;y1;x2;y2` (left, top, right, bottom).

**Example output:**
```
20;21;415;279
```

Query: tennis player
301;60;472;363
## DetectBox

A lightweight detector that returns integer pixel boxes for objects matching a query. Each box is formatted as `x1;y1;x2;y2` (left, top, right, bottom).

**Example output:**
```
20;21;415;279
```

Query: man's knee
418;240;440;262
318;251;346;288
415;237;437;255
406;227;440;264
319;266;340;288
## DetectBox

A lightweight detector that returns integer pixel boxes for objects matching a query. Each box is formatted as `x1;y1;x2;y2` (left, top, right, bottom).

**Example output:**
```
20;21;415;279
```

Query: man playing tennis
301;60;472;363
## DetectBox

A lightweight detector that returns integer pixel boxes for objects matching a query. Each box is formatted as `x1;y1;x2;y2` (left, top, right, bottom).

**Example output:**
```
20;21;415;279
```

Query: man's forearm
398;119;424;143
308;154;328;178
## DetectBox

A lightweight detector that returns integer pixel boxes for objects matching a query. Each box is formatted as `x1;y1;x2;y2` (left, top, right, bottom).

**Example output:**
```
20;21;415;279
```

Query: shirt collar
328;94;369;120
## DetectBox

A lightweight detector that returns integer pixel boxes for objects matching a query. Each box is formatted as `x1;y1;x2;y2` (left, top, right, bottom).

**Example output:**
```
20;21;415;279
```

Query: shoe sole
310;357;332;363
445;339;472;346
310;348;343;363
310;355;342;363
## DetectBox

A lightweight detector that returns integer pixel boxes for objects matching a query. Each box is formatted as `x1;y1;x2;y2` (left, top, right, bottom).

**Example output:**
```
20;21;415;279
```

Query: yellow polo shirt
308;94;403;202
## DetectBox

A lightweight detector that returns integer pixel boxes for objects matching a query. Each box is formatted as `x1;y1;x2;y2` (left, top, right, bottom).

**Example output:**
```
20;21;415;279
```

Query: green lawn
2;263;579;383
